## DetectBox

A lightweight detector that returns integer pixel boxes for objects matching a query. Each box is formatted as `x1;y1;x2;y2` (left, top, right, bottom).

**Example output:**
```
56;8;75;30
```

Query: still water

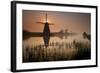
23;34;89;47
22;34;91;62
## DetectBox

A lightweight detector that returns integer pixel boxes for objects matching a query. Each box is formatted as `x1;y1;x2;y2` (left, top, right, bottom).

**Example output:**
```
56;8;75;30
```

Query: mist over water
22;33;91;63
22;10;91;62
23;34;89;47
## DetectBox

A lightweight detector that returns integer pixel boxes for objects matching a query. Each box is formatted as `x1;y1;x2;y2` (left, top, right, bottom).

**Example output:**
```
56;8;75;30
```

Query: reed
23;40;91;62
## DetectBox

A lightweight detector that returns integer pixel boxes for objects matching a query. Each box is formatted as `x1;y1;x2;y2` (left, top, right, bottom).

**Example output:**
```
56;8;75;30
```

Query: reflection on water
23;34;89;46
22;34;91;63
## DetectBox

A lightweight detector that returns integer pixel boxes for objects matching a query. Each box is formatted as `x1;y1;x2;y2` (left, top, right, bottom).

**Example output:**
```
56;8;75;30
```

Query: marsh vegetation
23;38;91;62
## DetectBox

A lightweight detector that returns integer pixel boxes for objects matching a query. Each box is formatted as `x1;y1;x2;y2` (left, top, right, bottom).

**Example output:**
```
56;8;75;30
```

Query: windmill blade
36;22;45;24
48;23;54;25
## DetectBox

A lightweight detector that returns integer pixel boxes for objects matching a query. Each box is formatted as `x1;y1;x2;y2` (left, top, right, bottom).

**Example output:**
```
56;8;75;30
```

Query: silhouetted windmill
36;13;54;47
23;13;77;48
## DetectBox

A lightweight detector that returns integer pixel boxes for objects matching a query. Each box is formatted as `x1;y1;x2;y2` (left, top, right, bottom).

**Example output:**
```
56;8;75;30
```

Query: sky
23;10;91;33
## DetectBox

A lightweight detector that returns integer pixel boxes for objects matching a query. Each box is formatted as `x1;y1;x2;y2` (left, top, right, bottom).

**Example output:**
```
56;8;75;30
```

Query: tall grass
23;40;91;63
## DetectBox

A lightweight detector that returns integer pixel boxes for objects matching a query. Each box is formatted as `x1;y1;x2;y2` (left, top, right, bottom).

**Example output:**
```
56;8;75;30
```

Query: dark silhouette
23;14;77;48
83;32;91;40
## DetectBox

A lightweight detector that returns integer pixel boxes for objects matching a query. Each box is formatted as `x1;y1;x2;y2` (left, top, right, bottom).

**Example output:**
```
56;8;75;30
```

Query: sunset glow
23;10;90;33
22;10;91;62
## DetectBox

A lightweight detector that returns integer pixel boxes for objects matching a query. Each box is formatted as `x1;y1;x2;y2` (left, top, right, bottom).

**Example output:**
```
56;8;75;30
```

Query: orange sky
23;10;91;33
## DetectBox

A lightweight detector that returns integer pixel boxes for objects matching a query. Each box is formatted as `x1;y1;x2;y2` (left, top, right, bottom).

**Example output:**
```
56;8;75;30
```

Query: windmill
36;13;54;47
23;13;77;48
